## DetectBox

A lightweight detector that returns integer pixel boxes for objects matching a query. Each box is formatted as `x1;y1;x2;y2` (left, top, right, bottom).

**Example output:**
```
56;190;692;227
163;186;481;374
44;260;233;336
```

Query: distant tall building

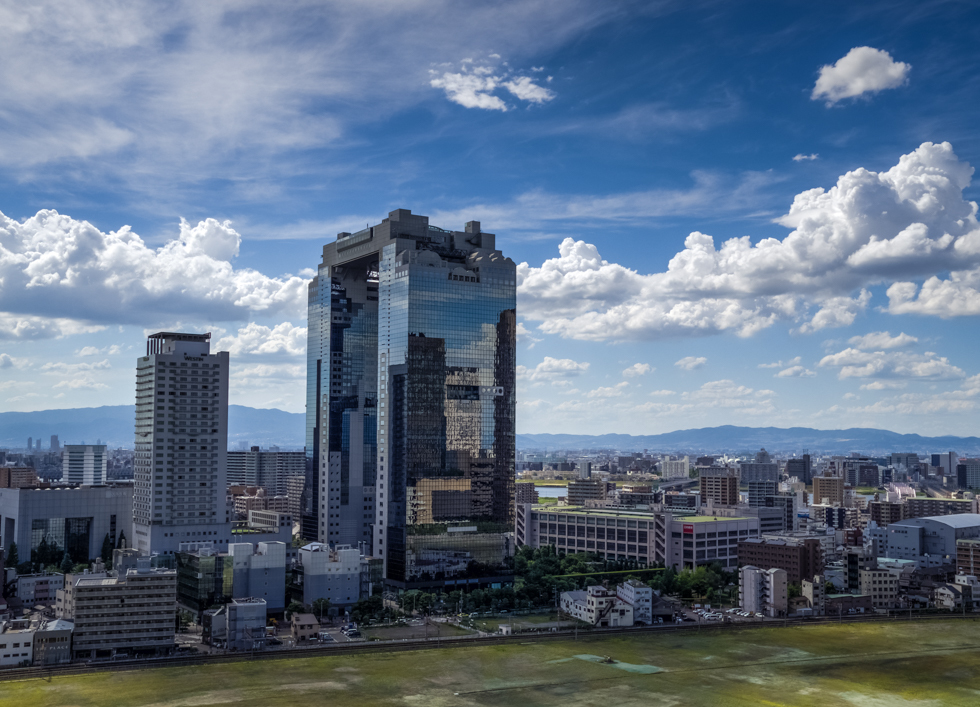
62;445;107;485
132;332;230;555
813;475;845;506
785;454;812;484
50;435;60;452
35;439;41;452
227;447;305;496
306;209;516;590
700;468;739;506
26;437;32;452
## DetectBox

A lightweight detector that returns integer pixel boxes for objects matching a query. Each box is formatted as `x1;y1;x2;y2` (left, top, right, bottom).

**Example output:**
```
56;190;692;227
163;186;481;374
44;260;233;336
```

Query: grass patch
6;620;980;706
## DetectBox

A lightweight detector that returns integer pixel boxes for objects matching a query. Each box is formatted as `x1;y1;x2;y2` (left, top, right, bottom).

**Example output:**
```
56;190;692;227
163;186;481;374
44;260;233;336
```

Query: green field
5;620;980;706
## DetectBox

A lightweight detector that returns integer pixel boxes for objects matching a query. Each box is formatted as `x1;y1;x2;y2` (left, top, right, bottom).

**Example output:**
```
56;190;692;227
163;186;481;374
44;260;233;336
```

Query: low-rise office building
616;579;653;624
32;618;73;666
15;573;64;604
70;559;177;659
561;585;634;627
0;484;132;563
0;619;34;667
226;597;268;650
515;504;760;570
858;567;899;609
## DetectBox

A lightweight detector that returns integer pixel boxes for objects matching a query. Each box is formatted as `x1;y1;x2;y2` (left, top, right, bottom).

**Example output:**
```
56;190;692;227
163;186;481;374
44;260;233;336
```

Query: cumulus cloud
775;365;816;378
430;61;554;111
41;359;111;374
675;356;707;371
0;209;308;338
638;379;777;416
587;382;629;398
622;363;651;378
517;142;980;340
0;353;14;369
848;331;918;350
759;356;801;369
516;321;542;347
75;344;122;356
793;153;819;162
516;356;589;382
53;376;108;390
812;47;911;105
819;348;964;380
215;322;306;356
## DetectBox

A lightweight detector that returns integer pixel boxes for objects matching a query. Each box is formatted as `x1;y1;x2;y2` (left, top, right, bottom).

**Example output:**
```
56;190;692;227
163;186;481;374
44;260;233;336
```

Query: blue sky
2;0;980;437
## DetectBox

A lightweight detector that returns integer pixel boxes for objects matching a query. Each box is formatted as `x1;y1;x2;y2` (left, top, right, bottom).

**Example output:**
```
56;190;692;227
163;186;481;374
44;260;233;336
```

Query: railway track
0;611;974;683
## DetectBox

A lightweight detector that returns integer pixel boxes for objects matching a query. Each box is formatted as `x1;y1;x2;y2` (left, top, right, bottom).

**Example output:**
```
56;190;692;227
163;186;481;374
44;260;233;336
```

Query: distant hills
517;426;980;455
2;407;977;455
0;405;306;449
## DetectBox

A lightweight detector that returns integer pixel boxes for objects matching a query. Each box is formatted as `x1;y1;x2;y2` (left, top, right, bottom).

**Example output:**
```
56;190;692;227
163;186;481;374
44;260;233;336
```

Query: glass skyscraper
306;209;516;590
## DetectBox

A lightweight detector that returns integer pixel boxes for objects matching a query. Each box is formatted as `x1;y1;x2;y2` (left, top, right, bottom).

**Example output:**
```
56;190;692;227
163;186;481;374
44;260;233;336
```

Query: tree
285;600;306;619
117;530;127;549
5;542;18;569
60;551;74;575
312;597;331;621
100;533;113;566
788;583;802;600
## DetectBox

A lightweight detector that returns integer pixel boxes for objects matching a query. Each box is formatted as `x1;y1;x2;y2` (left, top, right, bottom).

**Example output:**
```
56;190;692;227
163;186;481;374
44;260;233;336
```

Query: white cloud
0;353;14;369
812;47;911;105
516;356;589;382
430;70;508;111
53;376;109;390
795;291;871;333
680;379;776;414
0;1;609;186
430;61;555;111
793;153;819;162
859;381;907;391
0;209;308;338
587;382;629;398
517;142;980;340
41;359;111;374
215;322;306;357
501;76;555;104
775;365;816;378
649;389;676;396
75;344;122;356
622;363;651;378
818;348;965;381
759;356;801;369
675;356;707;371
516;321;542;347
847;331;918;350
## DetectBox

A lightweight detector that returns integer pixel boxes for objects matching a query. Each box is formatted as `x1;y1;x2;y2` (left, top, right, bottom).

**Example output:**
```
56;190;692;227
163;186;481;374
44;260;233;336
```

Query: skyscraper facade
61;444;107;485
132;332;231;555
306;209;516;590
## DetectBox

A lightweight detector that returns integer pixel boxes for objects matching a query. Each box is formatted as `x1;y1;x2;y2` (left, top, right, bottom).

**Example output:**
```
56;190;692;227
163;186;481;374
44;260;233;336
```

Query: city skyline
2;2;980;437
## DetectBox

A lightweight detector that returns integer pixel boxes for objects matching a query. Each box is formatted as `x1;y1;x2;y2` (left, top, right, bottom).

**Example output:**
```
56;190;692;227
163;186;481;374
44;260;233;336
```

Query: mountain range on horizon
1;405;978;455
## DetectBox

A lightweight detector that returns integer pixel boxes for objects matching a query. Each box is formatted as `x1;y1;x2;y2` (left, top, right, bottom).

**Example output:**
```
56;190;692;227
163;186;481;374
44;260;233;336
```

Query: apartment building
858;567;899;609
737;536;823;584
738;565;787;617
699;470;739;506
70;560;177;659
812;475;845;506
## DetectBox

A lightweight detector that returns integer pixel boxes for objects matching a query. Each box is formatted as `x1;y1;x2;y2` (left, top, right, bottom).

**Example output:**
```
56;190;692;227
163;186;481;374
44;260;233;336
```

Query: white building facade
738;565;788;617
62;445;107;485
133;332;231;555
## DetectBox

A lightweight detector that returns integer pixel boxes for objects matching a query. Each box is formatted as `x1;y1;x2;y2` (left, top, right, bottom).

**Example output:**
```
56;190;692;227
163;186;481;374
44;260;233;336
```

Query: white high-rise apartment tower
133;332;231;555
